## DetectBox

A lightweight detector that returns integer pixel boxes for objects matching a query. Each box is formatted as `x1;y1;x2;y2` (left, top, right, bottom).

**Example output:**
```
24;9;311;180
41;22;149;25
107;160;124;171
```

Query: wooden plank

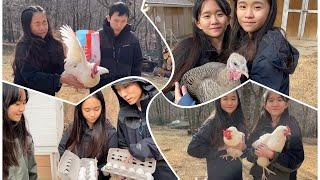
286;12;300;37
35;155;52;180
275;0;284;27
281;0;290;31
289;0;302;9
35;155;51;166
303;13;317;39
37;167;52;180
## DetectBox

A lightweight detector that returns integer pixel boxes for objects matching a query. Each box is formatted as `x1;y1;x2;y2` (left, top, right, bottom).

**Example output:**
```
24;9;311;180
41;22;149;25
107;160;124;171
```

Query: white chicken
252;125;291;180
59;25;109;88
221;126;245;160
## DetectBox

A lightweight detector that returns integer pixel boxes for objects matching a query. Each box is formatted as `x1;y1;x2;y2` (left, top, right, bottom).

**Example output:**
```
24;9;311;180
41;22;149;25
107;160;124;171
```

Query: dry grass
289;39;317;108
151;126;317;180
2;43;168;104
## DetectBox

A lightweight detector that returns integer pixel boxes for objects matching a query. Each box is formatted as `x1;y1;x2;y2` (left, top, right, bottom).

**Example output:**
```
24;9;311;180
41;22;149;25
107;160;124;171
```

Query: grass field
151;126;317;180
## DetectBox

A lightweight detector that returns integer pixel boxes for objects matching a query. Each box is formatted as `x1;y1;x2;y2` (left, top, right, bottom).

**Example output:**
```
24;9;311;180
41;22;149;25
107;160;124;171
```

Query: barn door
281;0;317;39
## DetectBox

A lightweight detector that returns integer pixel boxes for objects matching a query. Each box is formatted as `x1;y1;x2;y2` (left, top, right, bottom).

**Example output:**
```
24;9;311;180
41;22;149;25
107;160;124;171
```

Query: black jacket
245;112;304;180
112;80;177;180
187;119;243;180
250;29;299;95
90;21;142;92
58;121;118;179
13;37;64;96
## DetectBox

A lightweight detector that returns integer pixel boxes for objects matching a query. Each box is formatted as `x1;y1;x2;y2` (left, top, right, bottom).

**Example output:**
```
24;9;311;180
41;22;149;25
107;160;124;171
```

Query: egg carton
101;148;156;180
58;150;98;180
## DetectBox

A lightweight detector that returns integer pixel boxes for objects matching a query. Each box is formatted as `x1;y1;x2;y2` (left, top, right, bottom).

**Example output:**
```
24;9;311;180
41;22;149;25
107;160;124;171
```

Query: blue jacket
250;30;299;95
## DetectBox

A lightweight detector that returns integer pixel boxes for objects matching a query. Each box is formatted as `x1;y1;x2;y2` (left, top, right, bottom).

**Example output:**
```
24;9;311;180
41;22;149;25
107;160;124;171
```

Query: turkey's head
226;53;249;81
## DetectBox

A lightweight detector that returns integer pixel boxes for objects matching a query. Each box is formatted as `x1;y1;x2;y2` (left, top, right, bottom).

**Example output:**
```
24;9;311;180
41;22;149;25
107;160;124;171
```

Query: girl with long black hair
3;83;38;180
230;0;299;95
188;91;246;179
246;90;304;179
58;91;118;179
163;0;232;103
13;5;83;96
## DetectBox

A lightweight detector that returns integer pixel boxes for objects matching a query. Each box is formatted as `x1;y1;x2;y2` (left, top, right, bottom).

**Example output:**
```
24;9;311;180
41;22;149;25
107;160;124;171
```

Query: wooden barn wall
148;6;192;39
277;0;317;39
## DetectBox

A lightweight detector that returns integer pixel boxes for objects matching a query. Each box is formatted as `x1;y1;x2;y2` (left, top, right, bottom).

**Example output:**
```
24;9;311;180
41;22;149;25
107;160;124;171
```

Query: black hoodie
90;20;143;92
112;79;177;180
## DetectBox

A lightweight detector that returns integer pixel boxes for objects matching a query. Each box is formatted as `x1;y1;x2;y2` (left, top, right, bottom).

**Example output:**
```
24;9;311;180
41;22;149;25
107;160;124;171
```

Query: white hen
221;126;245;160
252;125;291;180
59;25;109;88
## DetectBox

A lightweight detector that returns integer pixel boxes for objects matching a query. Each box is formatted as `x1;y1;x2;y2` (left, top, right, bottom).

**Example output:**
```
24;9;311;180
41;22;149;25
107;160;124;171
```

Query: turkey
221;126;245;160
181;53;248;103
59;25;109;88
252;125;291;180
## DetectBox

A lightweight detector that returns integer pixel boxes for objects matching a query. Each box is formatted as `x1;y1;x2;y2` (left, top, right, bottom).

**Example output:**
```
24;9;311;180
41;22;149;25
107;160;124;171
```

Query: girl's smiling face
220;91;238;115
81;97;102;128
8;90;27;122
236;0;270;34
264;92;288;121
196;0;230;40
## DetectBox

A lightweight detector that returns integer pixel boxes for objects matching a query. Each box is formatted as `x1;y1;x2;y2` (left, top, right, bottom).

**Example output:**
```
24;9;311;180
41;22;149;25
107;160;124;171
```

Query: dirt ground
151;126;318;180
2;43;168;104
289;39;317;108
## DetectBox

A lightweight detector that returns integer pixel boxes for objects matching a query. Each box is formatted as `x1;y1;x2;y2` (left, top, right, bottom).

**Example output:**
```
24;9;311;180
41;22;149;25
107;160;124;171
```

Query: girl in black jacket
230;0;299;95
112;78;177;180
187;91;246;180
58;91;118;179
13;6;83;96
163;0;232;104
246;90;304;180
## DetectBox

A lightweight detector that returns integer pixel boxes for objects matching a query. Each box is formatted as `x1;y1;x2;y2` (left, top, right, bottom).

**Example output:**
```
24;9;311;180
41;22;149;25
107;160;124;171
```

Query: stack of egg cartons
101;148;156;180
58;150;98;180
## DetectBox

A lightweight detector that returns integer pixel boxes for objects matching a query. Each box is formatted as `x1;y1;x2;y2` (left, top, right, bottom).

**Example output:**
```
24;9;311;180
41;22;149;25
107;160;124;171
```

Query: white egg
105;163;112;170
136;168;144;174
145;172;153;180
113;164;119;169
120;165;126;171
129;167;135;173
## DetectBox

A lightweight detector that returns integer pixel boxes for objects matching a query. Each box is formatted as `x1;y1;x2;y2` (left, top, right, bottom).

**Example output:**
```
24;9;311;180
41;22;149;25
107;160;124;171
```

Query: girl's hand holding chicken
255;143;275;160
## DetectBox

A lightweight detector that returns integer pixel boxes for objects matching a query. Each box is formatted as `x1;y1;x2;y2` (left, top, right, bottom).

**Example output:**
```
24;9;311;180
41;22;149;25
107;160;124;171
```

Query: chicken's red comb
223;129;232;140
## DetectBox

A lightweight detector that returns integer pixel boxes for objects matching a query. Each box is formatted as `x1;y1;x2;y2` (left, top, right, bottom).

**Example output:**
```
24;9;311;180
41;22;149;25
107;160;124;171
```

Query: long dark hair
229;0;277;62
65;91;109;159
251;90;289;133
207;91;246;147
163;0;232;93
13;5;64;72
3;83;30;178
